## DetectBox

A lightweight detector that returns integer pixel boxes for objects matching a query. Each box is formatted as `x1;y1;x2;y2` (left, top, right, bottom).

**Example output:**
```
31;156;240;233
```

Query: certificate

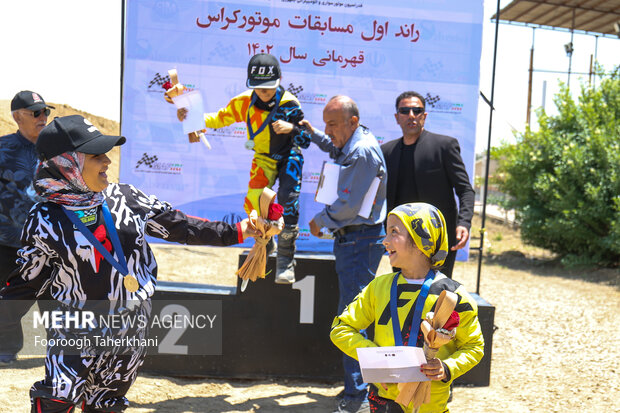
356;346;430;384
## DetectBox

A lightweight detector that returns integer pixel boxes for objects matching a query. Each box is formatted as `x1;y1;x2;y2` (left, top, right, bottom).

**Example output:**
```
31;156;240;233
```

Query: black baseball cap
246;54;281;89
11;90;55;112
36;115;126;161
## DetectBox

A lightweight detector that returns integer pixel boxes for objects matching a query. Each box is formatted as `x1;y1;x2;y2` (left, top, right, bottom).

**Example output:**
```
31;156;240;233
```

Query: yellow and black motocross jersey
331;271;484;413
204;87;310;161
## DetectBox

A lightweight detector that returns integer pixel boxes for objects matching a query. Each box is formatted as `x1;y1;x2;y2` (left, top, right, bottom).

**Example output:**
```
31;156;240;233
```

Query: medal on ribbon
63;203;140;293
123;275;140;293
245;88;283;151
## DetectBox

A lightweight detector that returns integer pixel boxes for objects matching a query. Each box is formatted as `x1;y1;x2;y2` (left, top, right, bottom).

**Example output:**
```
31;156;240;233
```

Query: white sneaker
274;256;295;284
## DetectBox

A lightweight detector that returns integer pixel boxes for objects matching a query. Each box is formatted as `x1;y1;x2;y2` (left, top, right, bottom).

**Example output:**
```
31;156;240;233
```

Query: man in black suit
380;91;475;278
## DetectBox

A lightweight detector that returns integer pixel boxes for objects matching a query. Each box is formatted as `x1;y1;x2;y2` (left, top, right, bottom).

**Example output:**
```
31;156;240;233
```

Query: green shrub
494;67;620;267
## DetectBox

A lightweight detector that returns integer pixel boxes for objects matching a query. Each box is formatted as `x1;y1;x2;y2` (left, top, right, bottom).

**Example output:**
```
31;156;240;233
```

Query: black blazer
380;130;475;242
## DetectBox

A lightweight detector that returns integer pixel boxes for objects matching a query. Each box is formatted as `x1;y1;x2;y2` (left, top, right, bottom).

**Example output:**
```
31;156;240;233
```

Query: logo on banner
204;125;246;139
302;171;321;185
286;83;327;105
154;1;179;17
135;153;183;175
298;228;312;239
147;73;195;93
148;73;170;90
286;83;304;96
425;93;463;115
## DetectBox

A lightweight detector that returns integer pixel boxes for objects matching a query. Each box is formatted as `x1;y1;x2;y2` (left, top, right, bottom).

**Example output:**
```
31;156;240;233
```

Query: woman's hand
272;119;294;134
177;108;188;121
239;218;261;240
421;358;447;381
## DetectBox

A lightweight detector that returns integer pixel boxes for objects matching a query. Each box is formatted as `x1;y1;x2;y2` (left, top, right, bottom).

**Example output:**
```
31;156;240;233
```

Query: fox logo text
250;65;275;76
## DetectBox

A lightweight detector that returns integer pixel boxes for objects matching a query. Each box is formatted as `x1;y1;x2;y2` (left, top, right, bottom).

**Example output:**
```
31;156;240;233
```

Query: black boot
31;397;76;413
266;236;276;256
275;225;298;284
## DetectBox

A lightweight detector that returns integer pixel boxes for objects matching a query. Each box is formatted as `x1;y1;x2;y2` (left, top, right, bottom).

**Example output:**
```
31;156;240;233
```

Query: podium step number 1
243;274;316;324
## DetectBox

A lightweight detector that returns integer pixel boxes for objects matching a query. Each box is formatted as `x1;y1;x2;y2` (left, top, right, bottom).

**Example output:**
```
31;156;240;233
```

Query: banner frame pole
476;0;501;295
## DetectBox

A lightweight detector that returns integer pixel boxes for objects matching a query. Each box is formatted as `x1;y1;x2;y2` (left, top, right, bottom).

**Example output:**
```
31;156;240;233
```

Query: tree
494;67;619;267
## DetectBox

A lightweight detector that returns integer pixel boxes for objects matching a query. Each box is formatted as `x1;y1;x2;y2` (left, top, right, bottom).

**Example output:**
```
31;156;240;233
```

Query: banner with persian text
121;0;483;256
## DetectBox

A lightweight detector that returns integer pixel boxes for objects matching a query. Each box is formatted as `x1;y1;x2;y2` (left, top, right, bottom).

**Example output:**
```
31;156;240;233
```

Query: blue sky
1;0;618;153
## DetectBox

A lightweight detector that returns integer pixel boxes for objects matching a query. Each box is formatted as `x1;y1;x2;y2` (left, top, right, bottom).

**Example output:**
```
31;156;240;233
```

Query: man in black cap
178;54;311;284
0;91;55;364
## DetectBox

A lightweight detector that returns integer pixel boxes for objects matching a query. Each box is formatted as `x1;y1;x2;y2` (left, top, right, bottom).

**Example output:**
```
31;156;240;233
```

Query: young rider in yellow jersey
178;54;311;284
330;203;484;413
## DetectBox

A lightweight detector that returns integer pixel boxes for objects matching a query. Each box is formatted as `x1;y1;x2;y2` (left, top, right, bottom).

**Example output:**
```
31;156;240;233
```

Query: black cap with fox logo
246;53;281;89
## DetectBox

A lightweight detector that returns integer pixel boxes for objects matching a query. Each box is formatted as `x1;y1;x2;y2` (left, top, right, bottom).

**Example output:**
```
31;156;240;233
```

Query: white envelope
356;346;430;383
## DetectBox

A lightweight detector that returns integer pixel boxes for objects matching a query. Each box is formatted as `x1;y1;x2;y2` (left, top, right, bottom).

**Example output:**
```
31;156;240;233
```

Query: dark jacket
0;131;38;248
380;130;475;243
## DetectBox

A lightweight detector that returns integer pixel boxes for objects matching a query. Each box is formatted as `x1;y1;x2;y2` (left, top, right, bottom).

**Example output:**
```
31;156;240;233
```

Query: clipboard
315;161;340;205
314;161;380;219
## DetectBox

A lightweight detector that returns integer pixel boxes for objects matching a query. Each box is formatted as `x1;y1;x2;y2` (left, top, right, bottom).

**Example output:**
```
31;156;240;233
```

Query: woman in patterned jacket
0;115;257;413
330;203;484;413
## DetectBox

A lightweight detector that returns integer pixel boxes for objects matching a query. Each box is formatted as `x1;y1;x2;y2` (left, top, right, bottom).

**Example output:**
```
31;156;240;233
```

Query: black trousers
441;249;457;279
368;385;404;413
0;244;20;285
276;149;304;227
0;245;23;356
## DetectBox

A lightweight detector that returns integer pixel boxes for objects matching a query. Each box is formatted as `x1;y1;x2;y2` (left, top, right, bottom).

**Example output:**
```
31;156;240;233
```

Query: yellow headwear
388;203;449;269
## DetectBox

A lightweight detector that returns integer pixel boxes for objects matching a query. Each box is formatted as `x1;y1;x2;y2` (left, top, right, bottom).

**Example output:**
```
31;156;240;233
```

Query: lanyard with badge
63;203;140;293
244;88;283;150
390;270;435;347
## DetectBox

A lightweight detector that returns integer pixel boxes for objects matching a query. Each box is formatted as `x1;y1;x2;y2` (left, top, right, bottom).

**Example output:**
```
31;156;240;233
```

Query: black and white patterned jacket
0;183;242;314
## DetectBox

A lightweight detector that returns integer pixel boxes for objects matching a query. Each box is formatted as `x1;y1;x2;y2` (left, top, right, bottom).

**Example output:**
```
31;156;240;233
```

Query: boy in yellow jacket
330;203;484;413
179;54;310;283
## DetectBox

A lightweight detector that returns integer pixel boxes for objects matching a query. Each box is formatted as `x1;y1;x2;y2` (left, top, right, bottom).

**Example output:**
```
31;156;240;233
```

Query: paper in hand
172;90;205;135
356;346;430;383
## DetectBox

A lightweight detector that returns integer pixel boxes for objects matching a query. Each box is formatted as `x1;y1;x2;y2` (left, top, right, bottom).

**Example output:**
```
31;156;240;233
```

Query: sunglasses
24;108;51;118
397;106;425;116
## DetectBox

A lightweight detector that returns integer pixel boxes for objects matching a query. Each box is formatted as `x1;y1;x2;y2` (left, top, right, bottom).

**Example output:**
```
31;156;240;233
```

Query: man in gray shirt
303;95;386;413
